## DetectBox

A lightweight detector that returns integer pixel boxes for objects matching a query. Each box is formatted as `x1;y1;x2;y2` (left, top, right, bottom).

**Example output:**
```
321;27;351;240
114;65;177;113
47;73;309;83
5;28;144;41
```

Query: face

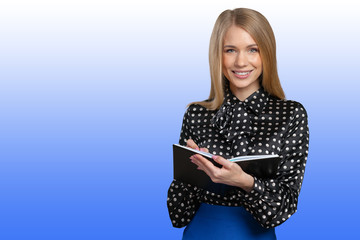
222;25;263;100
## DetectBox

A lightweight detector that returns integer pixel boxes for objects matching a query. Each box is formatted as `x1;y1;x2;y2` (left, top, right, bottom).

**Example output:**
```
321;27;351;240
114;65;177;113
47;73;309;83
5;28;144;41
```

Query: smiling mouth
233;70;252;75
232;70;253;79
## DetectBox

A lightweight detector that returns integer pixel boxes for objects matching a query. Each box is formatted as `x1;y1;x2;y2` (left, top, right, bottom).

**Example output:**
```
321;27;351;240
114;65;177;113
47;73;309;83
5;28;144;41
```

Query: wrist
237;173;254;193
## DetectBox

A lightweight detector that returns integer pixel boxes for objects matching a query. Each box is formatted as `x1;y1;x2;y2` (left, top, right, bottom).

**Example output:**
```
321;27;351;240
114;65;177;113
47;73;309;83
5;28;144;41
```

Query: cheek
254;55;262;69
222;57;230;77
248;56;262;73
222;65;230;79
222;54;232;69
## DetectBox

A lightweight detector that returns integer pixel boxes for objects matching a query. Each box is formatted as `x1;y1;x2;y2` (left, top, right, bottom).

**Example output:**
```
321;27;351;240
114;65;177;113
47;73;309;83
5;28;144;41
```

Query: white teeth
234;71;251;75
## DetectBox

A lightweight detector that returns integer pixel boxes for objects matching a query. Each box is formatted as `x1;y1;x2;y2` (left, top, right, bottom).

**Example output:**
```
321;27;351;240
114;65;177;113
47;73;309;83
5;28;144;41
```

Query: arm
167;107;205;228
191;103;309;228
245;104;309;227
167;179;203;228
241;103;309;228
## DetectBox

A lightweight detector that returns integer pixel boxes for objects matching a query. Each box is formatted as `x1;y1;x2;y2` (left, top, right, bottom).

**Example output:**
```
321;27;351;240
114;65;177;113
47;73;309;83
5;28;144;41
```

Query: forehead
223;25;257;46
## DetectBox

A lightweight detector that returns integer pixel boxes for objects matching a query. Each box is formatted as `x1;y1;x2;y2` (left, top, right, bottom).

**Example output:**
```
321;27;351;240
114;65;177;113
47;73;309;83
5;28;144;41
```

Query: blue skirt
182;203;276;240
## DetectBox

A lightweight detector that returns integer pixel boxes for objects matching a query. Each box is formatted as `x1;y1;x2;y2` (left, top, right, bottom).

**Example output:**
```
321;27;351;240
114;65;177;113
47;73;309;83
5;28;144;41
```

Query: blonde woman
167;8;309;239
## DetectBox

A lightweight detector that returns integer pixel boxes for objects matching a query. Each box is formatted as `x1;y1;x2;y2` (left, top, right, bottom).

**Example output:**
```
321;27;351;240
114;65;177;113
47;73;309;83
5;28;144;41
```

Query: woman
167;8;309;239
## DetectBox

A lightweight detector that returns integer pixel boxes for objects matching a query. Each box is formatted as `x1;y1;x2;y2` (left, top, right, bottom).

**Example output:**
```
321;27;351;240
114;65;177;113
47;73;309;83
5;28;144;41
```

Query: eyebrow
223;44;258;48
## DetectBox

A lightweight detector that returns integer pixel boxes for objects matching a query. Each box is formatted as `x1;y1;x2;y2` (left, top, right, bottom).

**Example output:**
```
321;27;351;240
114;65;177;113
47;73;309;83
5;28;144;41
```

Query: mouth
232;70;253;79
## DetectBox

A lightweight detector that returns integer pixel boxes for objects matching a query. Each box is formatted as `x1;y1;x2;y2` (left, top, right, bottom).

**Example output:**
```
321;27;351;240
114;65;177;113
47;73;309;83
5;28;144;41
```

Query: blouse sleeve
240;102;309;228
202;102;309;228
167;106;204;228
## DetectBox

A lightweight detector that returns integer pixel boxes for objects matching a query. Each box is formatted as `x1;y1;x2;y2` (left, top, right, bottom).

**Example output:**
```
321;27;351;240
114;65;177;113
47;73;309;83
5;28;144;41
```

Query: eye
225;49;235;53
249;48;259;53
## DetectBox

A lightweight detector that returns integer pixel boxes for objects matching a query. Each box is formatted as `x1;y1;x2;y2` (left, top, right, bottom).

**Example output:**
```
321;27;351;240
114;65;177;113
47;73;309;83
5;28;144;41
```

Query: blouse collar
211;84;270;141
224;85;269;116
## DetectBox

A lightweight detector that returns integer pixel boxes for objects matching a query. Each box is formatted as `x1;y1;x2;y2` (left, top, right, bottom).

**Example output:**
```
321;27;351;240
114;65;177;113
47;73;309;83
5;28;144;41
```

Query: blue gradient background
0;0;359;239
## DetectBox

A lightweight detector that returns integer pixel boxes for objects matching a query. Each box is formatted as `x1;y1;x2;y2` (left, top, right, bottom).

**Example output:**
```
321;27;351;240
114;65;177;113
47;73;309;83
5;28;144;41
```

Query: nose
235;51;248;68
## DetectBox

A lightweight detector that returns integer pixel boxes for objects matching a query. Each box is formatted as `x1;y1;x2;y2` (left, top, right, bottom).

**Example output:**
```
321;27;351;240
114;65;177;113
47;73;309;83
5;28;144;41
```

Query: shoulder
285;100;308;121
184;104;213;118
181;104;215;129
268;96;308;120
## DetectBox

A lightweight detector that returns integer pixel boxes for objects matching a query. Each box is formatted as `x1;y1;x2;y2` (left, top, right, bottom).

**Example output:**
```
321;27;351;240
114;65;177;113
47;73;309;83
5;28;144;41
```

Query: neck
229;81;261;101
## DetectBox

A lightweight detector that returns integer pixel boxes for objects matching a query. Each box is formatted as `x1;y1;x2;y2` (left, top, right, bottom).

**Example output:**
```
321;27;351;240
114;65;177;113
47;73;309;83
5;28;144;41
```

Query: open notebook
173;144;281;193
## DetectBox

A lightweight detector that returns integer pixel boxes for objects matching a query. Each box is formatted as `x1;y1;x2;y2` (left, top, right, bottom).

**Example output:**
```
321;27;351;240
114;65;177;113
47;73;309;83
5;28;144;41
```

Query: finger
212;155;232;169
190;155;204;171
194;154;220;172
199;147;209;153
192;155;214;177
186;139;199;150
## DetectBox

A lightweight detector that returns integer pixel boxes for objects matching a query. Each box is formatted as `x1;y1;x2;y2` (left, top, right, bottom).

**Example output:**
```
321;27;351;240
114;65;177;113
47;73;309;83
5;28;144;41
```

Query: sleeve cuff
239;176;265;203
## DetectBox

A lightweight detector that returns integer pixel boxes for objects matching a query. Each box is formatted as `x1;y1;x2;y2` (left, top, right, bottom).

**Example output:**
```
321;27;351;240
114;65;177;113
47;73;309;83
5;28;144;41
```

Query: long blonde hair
191;8;285;110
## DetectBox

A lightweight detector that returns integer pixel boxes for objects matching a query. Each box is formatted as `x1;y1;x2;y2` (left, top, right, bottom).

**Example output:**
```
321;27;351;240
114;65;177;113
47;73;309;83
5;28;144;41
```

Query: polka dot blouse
167;85;309;229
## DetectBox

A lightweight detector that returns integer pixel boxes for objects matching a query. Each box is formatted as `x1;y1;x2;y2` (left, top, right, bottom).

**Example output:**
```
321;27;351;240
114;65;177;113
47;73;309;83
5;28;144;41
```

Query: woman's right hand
187;139;255;192
186;139;209;153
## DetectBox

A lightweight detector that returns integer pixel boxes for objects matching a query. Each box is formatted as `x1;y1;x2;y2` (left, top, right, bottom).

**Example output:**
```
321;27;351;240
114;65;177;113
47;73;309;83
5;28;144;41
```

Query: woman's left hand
190;154;255;192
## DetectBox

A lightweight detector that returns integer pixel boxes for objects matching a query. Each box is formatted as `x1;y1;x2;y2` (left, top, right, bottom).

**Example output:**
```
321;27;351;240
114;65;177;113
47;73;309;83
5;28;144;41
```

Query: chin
231;79;257;89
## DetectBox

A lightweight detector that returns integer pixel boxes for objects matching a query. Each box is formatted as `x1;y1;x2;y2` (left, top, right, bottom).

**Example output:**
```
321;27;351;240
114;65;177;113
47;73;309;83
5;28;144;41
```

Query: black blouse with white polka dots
167;85;309;229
